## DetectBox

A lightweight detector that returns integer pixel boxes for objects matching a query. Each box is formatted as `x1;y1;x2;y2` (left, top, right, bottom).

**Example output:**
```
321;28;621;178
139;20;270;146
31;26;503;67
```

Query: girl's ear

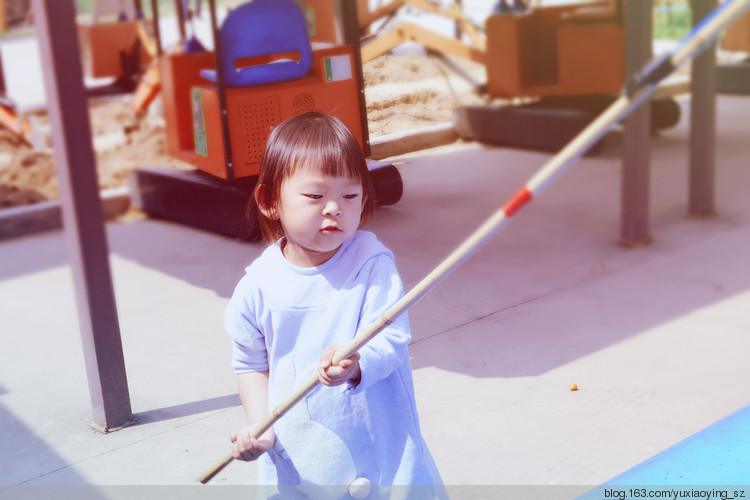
255;185;279;220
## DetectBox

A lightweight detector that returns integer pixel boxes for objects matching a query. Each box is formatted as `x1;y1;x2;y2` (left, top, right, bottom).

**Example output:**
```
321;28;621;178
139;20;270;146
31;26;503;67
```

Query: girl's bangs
287;124;366;182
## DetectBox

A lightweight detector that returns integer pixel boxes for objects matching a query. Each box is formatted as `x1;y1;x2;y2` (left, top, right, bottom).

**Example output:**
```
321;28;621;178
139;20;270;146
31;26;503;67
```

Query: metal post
175;0;188;42
455;0;463;40
688;0;718;217
32;0;133;431
620;0;653;246
151;0;163;56
0;49;6;96
207;0;235;180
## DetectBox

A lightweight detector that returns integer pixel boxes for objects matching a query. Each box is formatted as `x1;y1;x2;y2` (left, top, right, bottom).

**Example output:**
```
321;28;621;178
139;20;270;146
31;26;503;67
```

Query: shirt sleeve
344;253;411;394
224;276;269;373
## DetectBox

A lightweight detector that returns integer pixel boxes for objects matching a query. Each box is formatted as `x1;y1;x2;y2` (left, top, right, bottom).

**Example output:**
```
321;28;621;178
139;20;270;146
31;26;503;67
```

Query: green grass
653;1;692;40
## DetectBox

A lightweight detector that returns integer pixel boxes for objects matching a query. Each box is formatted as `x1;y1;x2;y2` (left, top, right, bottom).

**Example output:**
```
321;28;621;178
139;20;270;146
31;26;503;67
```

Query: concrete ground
1;94;749;498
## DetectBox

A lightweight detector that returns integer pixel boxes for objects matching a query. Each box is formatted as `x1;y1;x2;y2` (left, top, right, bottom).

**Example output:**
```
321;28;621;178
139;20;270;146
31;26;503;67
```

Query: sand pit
0;51;486;211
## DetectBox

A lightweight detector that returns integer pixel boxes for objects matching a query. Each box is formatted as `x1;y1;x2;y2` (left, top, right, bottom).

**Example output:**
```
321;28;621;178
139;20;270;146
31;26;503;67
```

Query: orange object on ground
0;103;31;145
131;62;161;117
131;32;177;117
78;20;153;79
724;9;750;52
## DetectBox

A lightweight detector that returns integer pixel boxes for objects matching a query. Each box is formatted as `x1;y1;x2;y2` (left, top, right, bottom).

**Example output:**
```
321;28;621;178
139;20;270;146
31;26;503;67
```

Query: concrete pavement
1;95;750;497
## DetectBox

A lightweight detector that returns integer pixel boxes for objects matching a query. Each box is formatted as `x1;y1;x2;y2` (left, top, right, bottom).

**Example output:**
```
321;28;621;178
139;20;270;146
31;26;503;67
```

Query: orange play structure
485;0;624;99
160;0;363;180
162;47;363;180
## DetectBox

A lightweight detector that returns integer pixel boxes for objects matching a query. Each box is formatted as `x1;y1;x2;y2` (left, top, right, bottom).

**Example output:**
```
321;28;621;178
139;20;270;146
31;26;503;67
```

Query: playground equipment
342;0;679;153
454;0;682;152
179;0;362;179
198;0;750;484
129;0;403;239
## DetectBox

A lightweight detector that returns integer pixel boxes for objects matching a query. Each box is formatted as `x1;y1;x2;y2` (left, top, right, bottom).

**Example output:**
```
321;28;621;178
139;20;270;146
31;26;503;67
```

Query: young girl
224;112;445;495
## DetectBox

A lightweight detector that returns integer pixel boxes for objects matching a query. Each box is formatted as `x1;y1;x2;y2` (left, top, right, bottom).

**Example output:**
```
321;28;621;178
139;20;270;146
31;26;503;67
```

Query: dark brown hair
252;112;375;243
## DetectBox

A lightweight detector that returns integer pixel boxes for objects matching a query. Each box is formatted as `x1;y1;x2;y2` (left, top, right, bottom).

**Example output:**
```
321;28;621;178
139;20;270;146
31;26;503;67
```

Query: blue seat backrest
200;0;313;87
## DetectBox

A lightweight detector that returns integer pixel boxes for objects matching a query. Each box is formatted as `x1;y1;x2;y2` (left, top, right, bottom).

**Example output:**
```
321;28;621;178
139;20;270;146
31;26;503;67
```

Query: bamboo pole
199;0;750;484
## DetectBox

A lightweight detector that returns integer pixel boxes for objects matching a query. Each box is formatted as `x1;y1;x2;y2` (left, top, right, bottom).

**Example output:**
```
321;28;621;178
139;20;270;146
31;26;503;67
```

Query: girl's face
275;167;364;268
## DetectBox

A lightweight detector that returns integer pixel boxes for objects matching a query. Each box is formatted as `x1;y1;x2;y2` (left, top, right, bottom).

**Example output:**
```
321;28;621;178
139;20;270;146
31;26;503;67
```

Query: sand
0;51;487;210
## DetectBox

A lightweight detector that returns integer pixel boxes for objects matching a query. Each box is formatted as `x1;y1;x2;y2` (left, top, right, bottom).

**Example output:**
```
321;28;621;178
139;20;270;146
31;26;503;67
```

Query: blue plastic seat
200;0;313;87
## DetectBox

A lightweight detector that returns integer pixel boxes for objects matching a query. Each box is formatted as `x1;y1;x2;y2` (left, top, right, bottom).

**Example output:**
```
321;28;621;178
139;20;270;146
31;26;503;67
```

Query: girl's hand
230;425;275;462
318;345;361;387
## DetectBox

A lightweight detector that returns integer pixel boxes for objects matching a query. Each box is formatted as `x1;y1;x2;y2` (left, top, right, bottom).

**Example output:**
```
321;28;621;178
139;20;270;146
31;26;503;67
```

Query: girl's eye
303;194;322;200
344;194;359;200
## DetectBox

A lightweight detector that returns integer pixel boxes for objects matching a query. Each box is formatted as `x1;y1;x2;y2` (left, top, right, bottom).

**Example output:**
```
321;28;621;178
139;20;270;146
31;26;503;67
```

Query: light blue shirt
225;231;445;492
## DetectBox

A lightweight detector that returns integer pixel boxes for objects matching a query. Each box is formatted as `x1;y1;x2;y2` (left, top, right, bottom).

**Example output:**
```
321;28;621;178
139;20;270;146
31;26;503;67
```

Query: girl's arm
338;253;411;393
230;370;276;461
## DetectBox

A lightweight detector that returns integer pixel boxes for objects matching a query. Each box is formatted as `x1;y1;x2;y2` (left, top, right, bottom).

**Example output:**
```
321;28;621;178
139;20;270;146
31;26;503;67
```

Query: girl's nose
323;201;342;217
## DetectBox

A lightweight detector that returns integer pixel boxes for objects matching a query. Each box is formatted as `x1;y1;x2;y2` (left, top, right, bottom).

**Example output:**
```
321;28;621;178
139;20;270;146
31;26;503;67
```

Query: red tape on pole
502;187;533;216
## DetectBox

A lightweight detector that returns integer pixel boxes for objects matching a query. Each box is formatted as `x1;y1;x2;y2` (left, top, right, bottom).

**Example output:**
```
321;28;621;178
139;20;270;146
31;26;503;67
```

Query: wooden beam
361;23;485;64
